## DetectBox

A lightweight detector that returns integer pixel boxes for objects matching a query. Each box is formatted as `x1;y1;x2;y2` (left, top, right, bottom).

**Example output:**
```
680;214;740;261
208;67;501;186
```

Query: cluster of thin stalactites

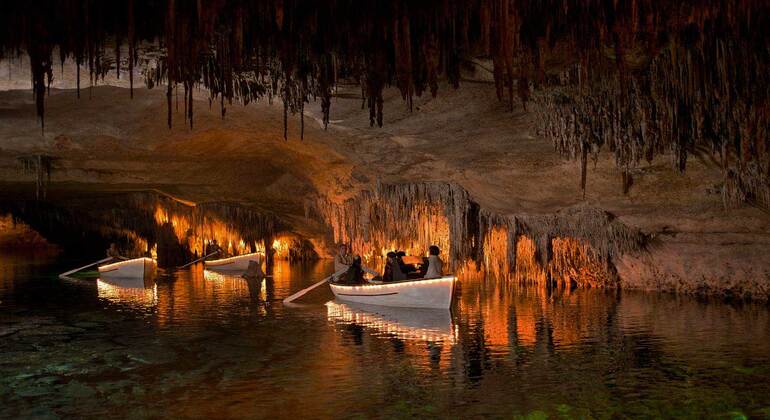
309;182;646;288
2;0;767;207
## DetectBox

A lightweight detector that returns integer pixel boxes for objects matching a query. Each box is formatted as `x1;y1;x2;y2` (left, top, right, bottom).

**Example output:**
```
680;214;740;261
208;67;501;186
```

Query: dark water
1;254;769;419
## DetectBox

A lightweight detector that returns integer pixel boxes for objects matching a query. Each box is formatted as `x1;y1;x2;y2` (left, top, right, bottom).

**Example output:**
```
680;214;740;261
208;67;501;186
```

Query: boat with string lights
329;276;456;309
98;257;157;280
204;252;262;271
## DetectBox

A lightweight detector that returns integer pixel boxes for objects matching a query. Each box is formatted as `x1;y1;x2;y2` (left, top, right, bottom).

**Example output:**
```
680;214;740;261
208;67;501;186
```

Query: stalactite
2;0;767;210
186;80;193;129
128;0;135;99
311;182;645;288
393;7;414;111
525;1;768;208
166;83;172;129
18;155;53;200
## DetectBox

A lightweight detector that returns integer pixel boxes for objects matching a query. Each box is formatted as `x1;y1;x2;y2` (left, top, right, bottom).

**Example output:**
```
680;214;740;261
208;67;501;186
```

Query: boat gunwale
204;252;262;266
329;275;456;290
99;257;156;272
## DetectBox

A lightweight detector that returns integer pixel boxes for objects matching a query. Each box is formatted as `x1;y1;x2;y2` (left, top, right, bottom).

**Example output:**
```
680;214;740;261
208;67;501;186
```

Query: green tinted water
1;255;769;418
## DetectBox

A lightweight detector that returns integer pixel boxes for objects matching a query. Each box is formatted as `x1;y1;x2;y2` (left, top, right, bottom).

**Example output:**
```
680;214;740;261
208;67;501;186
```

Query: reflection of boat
326;300;455;342
329;276;456;309
204;252;261;271
97;276;157;307
98;257;157;280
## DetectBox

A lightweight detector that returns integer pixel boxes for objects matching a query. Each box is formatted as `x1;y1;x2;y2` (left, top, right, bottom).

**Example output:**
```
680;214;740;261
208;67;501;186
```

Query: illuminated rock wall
312;181;645;289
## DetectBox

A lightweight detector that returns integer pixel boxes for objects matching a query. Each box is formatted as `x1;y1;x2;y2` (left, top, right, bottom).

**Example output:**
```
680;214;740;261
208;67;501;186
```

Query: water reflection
1;257;769;418
96;277;158;308
326;300;455;343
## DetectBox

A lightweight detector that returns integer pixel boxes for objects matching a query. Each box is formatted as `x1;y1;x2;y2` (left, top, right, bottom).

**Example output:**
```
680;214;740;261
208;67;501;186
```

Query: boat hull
98;257;156;280
204;253;262;271
329;276;455;309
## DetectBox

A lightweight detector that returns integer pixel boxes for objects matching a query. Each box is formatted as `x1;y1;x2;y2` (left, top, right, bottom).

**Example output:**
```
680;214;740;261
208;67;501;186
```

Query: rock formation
0;0;768;299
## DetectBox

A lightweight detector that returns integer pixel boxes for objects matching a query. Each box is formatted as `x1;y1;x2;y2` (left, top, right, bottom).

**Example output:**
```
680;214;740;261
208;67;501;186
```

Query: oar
283;267;347;305
58;257;114;279
177;250;220;269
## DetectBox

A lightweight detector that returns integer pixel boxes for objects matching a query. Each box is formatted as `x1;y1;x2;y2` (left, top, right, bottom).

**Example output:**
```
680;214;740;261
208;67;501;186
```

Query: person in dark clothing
396;250;416;274
383;251;407;282
383;251;397;282
205;239;223;258
340;255;365;284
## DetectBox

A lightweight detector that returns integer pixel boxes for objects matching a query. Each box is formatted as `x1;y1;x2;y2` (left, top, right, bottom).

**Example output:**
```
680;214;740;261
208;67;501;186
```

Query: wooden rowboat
98;257;157;280
329;276;456;309
204;252;261;271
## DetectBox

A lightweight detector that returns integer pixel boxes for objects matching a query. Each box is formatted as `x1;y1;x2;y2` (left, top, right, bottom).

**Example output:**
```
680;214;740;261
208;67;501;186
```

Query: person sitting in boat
205;240;223;258
383;251;407;282
382;251;395;282
396;251;416;274
106;243;120;258
396;251;427;279
424;245;444;278
339;255;365;285
334;243;354;273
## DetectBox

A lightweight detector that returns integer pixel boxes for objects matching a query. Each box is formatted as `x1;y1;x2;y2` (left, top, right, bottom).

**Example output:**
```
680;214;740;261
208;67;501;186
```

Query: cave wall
0;0;768;299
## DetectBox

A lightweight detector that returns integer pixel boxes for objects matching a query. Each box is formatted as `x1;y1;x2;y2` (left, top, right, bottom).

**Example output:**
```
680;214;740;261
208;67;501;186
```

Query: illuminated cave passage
2;2;770;418
311;181;645;289
1;183;640;290
0;191;318;268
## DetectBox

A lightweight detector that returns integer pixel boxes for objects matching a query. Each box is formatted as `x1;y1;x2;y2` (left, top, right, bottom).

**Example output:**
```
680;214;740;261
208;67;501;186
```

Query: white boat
329;276;456;309
98;257;157;280
204;252;262;271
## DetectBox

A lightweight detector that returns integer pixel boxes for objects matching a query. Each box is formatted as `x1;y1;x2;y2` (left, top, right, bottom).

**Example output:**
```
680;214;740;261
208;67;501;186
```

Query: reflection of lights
203;269;226;282
326;301;455;343
97;279;157;307
202;269;250;295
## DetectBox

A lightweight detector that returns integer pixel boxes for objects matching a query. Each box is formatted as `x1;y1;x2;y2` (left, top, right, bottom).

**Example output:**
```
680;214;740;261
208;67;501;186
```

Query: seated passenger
418;256;430;278
424;245;444;278
396;251;417;274
340;255;365;285
106;243;120;258
397;250;425;279
334;243;354;273
382;251;397;282
387;252;407;282
205;240;223;258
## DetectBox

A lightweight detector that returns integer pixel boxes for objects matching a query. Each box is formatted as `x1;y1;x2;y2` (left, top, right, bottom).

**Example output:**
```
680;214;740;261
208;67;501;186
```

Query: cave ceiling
0;0;768;208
